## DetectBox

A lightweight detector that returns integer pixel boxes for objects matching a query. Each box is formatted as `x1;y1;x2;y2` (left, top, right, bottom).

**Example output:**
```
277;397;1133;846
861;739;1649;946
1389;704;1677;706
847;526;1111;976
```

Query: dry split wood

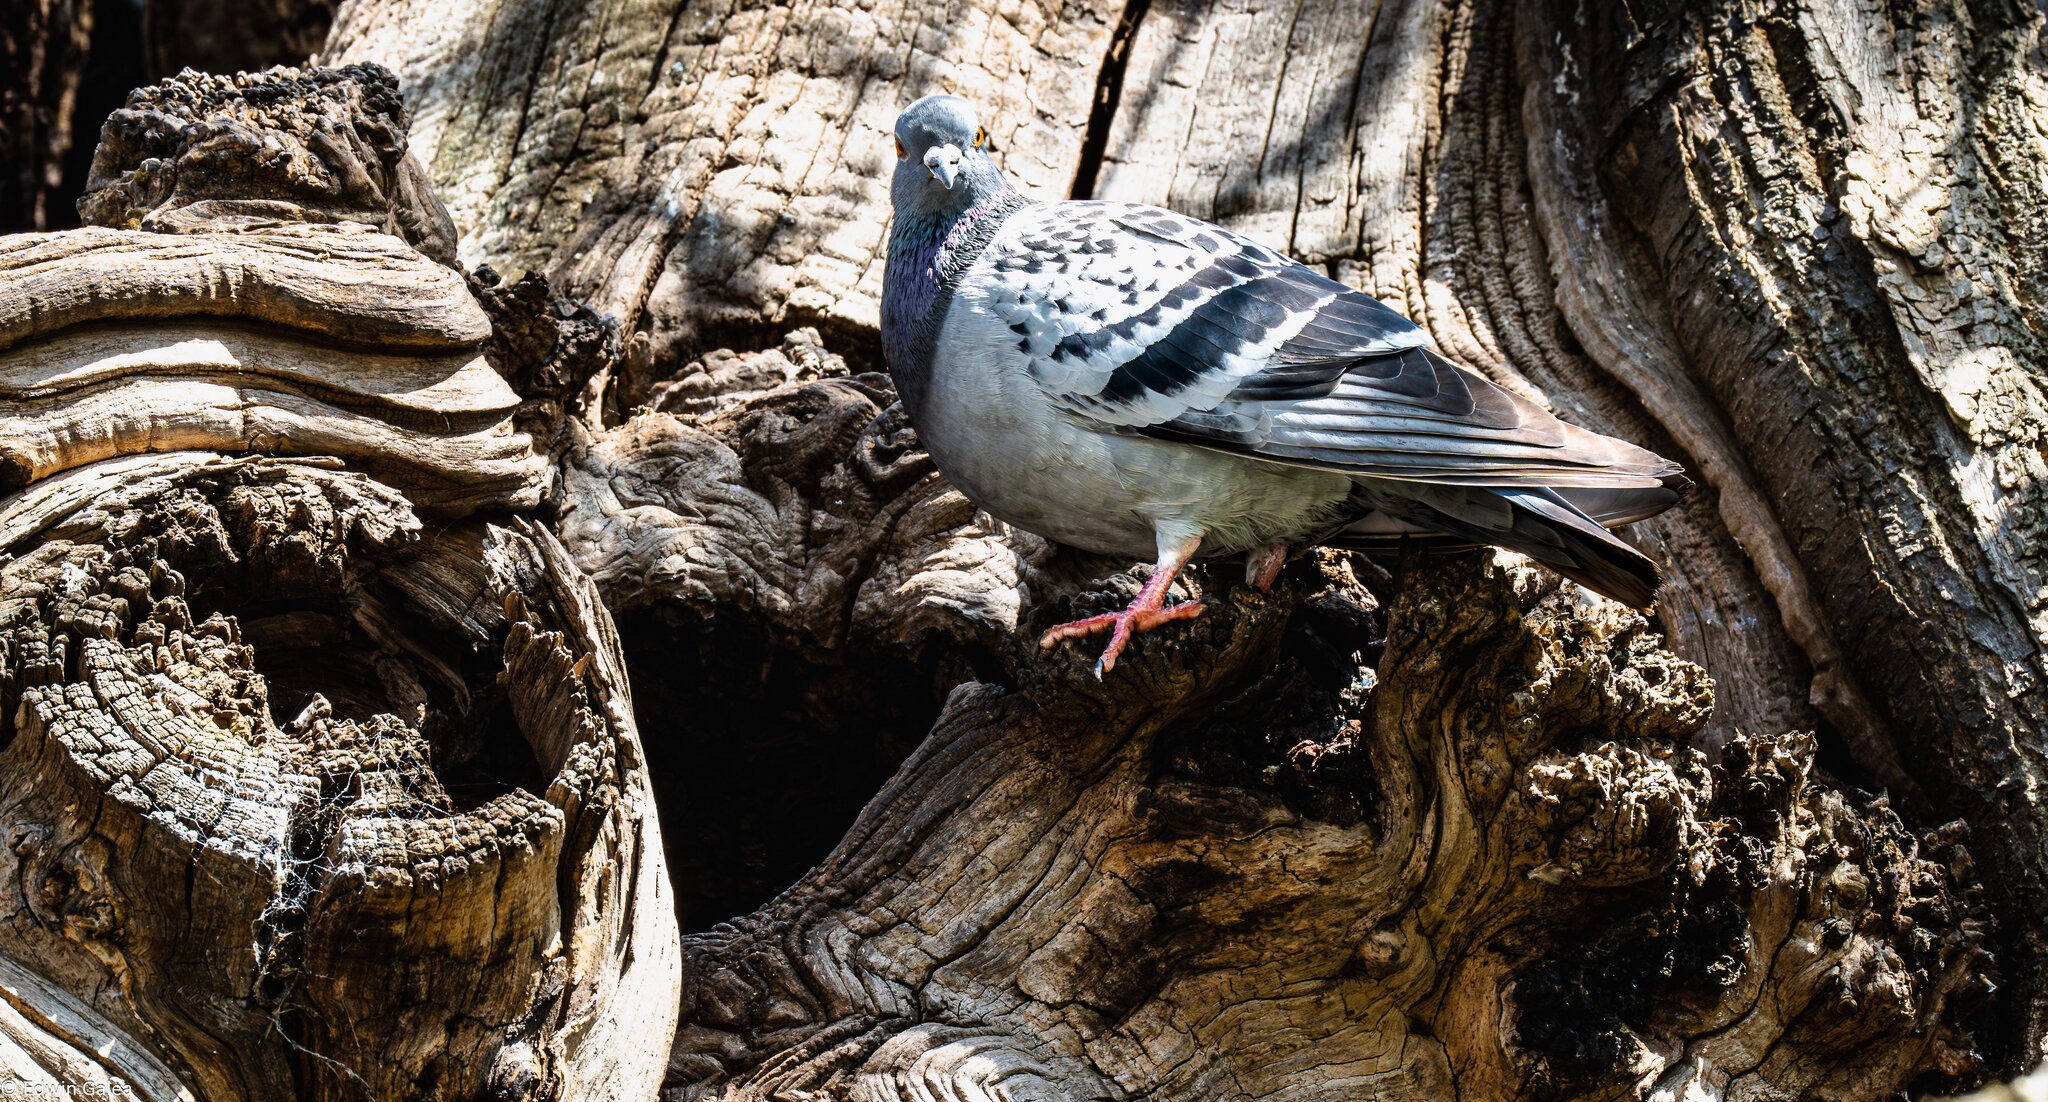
0;20;2027;1097
0;453;677;1100
0;224;544;512
333;0;2048;1064
0;62;678;1099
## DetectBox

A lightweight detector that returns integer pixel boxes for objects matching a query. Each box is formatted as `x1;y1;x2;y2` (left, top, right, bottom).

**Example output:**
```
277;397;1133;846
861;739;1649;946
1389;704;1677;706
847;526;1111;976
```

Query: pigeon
881;94;1689;675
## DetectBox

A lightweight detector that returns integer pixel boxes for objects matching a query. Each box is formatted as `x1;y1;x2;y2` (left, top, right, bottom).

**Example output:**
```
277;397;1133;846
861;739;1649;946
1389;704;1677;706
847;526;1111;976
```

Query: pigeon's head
892;95;1007;218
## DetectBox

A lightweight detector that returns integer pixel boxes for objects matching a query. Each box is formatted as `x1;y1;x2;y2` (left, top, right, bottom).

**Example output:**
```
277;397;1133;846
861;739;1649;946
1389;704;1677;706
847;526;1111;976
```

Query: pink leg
1245;541;1289;592
1040;534;1205;676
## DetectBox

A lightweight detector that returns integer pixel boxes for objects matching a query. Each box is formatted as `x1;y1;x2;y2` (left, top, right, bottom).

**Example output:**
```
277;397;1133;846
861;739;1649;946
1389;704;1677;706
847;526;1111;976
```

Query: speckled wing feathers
968;202;1681;490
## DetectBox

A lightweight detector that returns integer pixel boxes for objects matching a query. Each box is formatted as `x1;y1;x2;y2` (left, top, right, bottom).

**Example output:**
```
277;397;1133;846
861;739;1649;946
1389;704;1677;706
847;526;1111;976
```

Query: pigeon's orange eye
973;127;988;149
896;138;907;158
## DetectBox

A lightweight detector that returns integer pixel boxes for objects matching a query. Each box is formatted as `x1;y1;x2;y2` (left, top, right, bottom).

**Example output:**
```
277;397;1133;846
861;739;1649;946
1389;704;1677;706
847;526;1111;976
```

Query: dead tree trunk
321;0;2048;1081
0;66;676;1099
0;0;2037;1096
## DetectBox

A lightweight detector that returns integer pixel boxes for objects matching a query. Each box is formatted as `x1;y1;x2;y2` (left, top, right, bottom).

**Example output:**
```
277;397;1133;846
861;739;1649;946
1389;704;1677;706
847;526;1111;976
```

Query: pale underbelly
916;394;1356;561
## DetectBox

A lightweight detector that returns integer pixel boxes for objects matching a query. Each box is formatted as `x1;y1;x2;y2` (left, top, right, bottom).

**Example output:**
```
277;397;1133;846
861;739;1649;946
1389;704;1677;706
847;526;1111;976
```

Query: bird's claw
1039;599;1207;676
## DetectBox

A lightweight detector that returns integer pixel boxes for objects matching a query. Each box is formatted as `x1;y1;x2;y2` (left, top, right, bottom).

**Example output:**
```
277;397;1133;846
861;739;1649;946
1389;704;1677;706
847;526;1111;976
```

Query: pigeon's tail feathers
1492;488;1664;608
1553;469;1692;527
1330;484;1666;608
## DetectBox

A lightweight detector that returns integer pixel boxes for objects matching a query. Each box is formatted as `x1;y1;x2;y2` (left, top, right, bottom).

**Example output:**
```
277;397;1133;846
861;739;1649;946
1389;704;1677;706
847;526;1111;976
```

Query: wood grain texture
1084;0;1821;750
0;0;2035;1090
538;319;1988;1101
1539;0;2048;1054
78;64;459;266
0;226;490;352
0;454;678;1101
0;64;678;1098
0;953;190;1101
329;0;1820;747
334;0;2047;1065
325;0;1124;362
556;334;1059;653
658;549;1982;1101
0;228;542;513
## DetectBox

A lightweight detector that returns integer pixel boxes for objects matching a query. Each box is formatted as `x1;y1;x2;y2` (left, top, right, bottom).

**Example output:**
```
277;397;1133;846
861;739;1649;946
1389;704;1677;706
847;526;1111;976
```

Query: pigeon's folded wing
977;202;1684;491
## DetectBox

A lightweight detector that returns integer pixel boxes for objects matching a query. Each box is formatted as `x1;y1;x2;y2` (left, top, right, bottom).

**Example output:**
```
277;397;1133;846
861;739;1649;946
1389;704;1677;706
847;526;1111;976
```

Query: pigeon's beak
924;144;962;189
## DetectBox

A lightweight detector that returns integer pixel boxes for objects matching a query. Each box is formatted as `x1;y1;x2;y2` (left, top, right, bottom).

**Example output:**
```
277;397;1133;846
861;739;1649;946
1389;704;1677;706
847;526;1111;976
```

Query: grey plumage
882;94;1689;672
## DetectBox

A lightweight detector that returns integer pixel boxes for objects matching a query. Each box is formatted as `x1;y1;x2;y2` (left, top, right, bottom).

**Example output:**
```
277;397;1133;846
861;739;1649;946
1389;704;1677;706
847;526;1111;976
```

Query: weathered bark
0;457;677;1098
78;63;459;265
0;65;678;1099
0;225;540;510
0;0;2038;1095
523;328;1985;1099
656;549;1986;1100
1531;0;2048;1055
326;0;2048;1078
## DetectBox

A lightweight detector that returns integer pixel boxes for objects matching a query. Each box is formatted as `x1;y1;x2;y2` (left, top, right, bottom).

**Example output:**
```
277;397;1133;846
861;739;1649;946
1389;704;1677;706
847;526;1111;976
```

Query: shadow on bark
0;41;2026;1102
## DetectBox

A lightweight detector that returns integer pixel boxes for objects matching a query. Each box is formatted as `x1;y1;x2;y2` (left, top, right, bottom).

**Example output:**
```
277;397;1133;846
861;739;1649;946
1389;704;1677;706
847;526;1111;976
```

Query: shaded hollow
623;605;1008;932
630;549;1388;933
160;476;546;813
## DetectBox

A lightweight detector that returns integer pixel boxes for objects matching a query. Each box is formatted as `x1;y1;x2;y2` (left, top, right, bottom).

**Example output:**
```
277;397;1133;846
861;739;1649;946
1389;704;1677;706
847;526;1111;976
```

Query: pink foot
1040;534;1206;676
1246;541;1289;592
1039;598;1207;676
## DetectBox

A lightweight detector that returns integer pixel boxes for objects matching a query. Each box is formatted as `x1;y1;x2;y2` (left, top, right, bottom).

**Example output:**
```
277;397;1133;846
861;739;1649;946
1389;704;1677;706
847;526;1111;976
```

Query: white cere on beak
924;143;963;189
